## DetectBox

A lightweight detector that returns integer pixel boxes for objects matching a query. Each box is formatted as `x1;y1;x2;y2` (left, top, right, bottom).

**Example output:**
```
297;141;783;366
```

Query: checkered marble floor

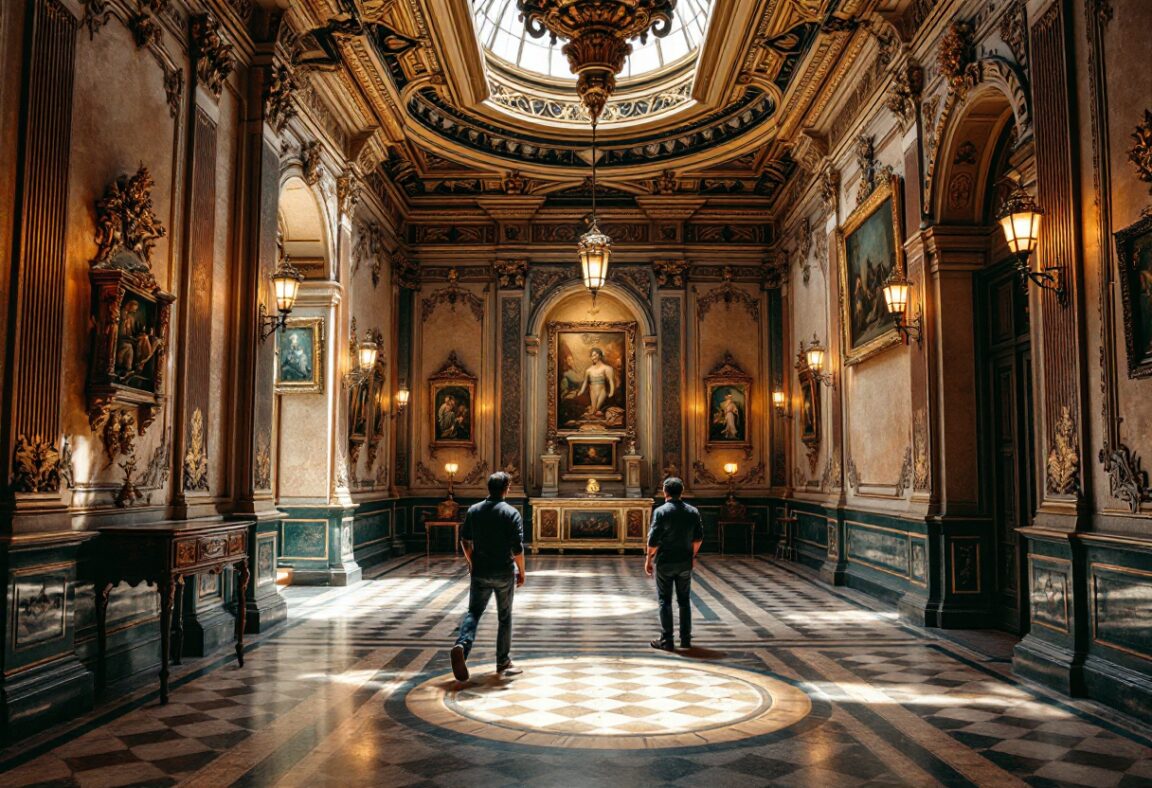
0;554;1149;787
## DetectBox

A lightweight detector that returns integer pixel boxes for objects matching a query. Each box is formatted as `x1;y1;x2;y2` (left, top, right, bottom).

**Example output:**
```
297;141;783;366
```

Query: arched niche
273;175;338;503
278;175;336;281
525;283;658;497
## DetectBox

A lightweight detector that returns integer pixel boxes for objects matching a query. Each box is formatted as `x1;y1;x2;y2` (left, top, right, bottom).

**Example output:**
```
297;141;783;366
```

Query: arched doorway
932;82;1036;634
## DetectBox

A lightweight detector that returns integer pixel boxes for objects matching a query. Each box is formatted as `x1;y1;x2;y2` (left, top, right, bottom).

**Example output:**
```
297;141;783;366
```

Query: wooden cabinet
529;497;652;554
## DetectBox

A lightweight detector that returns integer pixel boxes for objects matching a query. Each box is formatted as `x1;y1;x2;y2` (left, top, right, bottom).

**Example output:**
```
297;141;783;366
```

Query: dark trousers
454;573;515;666
656;562;693;644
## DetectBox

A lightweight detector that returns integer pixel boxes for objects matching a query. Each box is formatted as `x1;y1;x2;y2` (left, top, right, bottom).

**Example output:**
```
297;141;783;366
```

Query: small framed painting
568;441;617;472
1115;213;1152;378
429;352;477;449
567;510;618;540
276;317;324;393
704;353;752;454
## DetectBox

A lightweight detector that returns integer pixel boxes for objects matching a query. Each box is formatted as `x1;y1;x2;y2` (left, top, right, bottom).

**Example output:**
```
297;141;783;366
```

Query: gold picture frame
703;353;752;455
275;316;325;393
547;321;638;439
428;352;477;450
837;174;905;365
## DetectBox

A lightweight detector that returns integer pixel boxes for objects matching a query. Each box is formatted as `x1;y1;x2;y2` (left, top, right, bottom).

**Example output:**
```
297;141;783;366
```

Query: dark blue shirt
647;499;704;566
460;497;524;577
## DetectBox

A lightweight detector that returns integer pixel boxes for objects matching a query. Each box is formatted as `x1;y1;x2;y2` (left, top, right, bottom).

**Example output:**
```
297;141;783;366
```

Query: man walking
450;471;526;681
645;477;704;651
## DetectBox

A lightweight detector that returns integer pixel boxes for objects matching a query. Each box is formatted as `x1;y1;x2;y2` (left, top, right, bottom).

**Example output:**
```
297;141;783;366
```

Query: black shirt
460;497;524;577
647;499;704;566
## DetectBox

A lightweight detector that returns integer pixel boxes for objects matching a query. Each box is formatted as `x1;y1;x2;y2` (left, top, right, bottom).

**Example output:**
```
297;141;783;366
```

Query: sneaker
497;662;523;676
649;639;674;651
450;644;469;681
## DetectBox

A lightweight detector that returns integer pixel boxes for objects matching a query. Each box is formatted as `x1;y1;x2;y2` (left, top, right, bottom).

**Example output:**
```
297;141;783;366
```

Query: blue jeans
656;562;693;644
455;573;515;666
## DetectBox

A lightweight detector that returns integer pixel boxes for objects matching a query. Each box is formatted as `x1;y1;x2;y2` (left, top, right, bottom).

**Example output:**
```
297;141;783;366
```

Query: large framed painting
548;321;637;436
567;510;619;540
429;352;476;449
276;317;324;393
1115;214;1152;379
704;353;752;454
838;175;905;365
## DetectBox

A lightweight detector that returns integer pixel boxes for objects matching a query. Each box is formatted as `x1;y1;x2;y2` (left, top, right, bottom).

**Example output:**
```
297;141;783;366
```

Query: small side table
96;520;251;704
717;520;755;556
775;509;797;560
425;520;462;557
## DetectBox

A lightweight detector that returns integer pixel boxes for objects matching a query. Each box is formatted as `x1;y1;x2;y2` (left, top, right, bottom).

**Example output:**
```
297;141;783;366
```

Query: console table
425;520;462;557
95;520;251;704
528;497;652;554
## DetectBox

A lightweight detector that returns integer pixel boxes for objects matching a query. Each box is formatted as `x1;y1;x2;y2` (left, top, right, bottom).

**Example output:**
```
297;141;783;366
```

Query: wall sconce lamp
258;257;304;342
393;386;410;417
444;461;459;499
772;389;791;418
802;335;836;387
882;273;923;345
343;322;380;388
998;184;1066;306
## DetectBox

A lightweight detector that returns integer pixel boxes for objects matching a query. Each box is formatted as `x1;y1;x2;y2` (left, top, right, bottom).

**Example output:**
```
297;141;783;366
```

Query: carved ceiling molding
405;86;777;173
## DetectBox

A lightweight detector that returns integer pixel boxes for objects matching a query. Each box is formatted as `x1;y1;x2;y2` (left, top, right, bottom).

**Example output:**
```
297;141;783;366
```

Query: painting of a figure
569;511;618;540
1116;214;1152;378
799;370;819;443
570;441;616;470
433;385;473;443
114;294;164;392
554;328;630;432
349;379;370;439
708;385;747;443
839;177;904;363
276;318;324;392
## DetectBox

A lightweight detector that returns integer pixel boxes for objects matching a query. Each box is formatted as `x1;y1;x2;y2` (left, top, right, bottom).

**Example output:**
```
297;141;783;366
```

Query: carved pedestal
623;452;643;498
540;451;561;497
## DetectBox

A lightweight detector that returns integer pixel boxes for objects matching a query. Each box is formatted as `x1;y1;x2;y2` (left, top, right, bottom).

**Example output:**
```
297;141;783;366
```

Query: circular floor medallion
405;656;812;749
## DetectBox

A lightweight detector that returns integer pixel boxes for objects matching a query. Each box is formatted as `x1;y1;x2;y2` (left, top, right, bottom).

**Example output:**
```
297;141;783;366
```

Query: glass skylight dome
473;0;713;83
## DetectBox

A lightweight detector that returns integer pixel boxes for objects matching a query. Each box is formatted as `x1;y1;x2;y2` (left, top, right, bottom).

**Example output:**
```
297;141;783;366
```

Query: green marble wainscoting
1015;528;1152;724
351;499;401;568
1;533;95;741
245;518;288;632
278;505;362;586
180;568;236;657
776;501;996;630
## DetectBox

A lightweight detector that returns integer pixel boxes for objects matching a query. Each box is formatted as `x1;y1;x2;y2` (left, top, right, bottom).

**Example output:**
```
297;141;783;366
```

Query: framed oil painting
548;321;637;436
568;441;617;472
838;175;905;365
567;510;618;540
276;317;324;393
704;353;752;453
88;269;175;401
429;352;476;449
1115;213;1152;379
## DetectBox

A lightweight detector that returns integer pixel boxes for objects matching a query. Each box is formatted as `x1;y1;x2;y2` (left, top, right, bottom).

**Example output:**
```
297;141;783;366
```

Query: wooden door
977;261;1035;633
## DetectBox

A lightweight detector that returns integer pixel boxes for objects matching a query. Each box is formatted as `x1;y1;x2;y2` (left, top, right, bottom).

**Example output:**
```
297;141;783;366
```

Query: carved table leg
235;558;250;667
158;578;176;704
95;581;113;693
172;576;185;666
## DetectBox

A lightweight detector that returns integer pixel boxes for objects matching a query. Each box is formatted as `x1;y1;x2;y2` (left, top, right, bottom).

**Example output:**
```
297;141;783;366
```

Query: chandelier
518;0;678;122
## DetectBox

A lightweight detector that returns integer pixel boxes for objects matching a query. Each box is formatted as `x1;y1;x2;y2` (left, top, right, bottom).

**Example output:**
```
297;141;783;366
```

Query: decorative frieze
190;13;235;99
183;408;209;492
653;259;688;288
1046;406;1080;496
494;260;528;289
12;435;61;494
1129;109;1152;195
1099;442;1150;514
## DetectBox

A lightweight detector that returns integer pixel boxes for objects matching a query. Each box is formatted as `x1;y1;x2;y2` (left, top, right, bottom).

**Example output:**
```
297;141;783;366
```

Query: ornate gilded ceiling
284;0;887;208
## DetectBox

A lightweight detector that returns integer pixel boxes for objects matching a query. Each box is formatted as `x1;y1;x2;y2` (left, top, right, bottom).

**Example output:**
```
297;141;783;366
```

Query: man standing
645;477;704;651
450;471;526;681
